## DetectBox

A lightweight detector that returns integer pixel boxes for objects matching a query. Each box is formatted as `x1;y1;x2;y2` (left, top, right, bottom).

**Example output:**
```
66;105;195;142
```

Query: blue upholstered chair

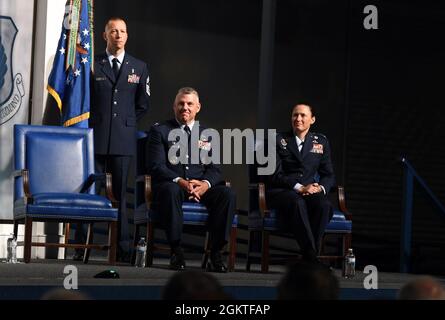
246;183;352;272
132;131;238;271
12;124;118;264
245;144;352;273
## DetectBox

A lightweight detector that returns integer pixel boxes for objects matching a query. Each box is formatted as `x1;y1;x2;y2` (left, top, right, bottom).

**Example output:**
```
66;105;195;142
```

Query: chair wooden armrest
258;183;271;217
105;173;118;208
78;173;118;208
18;169;32;204
337;185;352;221
144;175;152;209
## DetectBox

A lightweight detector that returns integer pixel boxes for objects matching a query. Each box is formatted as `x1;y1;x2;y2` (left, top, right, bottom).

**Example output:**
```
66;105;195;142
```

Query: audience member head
277;261;339;300
398;276;445;300
41;288;89;300
162;270;231;300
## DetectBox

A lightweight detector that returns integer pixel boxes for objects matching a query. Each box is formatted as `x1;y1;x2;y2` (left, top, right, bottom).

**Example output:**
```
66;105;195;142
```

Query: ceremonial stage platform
0;256;438;300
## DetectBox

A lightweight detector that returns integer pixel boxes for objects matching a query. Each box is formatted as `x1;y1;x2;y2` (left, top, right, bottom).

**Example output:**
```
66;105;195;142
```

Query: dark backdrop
93;0;445;273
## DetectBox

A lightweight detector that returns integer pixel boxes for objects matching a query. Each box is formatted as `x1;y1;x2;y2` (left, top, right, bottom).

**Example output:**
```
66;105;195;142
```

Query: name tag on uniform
310;143;324;154
128;74;140;84
95;77;106;81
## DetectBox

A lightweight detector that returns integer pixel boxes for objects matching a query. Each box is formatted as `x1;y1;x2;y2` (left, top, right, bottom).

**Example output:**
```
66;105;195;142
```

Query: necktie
184;125;191;136
184;126;192;165
299;141;304;153
112;58;120;79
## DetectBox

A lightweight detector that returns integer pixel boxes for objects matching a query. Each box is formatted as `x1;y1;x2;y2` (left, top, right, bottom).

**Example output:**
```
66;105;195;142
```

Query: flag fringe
64;112;90;127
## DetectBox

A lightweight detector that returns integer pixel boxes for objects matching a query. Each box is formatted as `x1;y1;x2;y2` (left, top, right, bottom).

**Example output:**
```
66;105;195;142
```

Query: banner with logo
0;1;34;220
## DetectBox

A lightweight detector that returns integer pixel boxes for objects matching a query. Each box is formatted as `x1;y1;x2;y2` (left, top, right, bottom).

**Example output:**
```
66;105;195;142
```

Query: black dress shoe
170;248;186;271
72;251;84;261
206;252;227;273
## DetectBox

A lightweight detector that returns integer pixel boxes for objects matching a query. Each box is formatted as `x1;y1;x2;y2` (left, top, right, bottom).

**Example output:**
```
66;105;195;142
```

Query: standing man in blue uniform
74;17;150;262
267;103;335;263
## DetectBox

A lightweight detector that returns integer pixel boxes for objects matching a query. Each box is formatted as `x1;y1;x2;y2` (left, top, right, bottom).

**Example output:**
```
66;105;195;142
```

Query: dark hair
162;270;231;300
277;261;339;300
291;103;316;117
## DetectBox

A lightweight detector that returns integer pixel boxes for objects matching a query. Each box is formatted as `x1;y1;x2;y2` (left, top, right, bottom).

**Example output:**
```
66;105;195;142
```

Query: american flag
47;0;94;127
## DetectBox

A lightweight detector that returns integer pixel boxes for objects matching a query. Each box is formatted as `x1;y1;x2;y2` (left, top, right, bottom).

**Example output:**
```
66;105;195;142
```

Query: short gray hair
176;87;199;100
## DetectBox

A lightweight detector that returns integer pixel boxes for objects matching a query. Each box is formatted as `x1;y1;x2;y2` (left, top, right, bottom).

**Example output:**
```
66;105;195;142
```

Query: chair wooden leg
64;223;71;259
261;230;270;273
24;217;33;263
228;226;237;272
319;234;327;256
344;233;352;254
338;233;351;266
201;232;211;269
13;221;18;238
131;224;140;265
246;231;254;271
108;221;117;265
146;222;154;266
64;223;70;245
83;223;93;264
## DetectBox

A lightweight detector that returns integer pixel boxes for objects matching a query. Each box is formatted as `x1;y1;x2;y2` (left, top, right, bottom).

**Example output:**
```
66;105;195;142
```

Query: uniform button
113;113;117;118
186;155;189;159
185;166;189;170
113;101;117;105
114;89;118;93
298;174;303;177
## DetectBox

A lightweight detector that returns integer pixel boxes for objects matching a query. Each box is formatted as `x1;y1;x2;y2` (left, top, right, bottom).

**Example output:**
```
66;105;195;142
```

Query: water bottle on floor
135;237;147;268
342;248;355;278
6;234;17;264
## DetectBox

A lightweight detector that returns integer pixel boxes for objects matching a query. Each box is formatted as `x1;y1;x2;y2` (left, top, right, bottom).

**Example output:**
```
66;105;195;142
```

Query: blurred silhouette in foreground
162;270;232;300
398;276;445;300
277;261;339;300
41;288;89;300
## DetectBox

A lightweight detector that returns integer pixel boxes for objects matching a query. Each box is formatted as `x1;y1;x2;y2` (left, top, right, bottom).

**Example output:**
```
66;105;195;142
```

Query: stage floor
0;258;442;300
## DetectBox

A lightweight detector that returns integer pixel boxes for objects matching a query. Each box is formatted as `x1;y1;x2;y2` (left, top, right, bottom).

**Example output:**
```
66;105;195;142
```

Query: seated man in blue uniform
267;103;335;263
147;87;236;272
